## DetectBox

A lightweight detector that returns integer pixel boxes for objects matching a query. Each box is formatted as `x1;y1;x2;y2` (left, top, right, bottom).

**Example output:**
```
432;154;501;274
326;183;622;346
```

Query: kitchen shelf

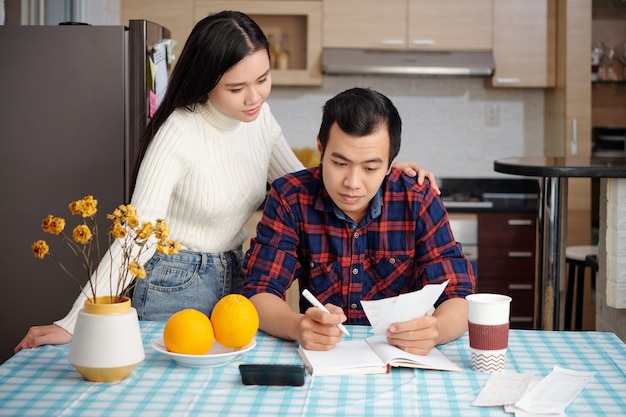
194;1;322;86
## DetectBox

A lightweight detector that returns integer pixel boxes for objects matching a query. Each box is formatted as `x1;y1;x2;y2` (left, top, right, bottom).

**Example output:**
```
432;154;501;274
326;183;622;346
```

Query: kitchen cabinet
194;1;322;86
492;0;557;87
123;0;322;86
323;0;492;51
477;213;537;329
122;0;193;65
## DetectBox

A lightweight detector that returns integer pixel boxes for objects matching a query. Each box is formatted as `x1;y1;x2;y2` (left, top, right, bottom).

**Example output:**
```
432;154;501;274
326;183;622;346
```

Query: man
241;88;475;355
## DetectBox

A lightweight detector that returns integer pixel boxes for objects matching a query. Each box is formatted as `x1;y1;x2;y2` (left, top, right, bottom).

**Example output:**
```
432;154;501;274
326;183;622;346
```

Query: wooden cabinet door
492;0;556;87
408;0;493;50
324;0;492;51
323;0;407;49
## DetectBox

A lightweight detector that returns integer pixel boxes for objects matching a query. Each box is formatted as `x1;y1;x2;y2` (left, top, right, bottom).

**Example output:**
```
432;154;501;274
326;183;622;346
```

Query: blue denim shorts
132;248;244;321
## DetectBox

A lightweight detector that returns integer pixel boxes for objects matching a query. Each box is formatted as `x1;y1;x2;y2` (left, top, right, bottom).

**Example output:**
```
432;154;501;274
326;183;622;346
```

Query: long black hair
131;11;270;194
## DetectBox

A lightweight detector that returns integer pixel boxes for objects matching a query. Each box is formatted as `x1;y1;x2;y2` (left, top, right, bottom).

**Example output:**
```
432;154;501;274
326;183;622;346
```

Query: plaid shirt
242;166;475;325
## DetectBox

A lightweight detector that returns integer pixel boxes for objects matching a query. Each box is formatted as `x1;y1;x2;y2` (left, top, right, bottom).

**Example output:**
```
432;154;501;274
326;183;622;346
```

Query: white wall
268;75;545;178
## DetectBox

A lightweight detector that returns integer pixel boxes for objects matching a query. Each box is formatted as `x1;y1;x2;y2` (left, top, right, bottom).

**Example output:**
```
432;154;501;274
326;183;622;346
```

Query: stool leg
565;261;575;330
587;255;598;304
575;262;585;330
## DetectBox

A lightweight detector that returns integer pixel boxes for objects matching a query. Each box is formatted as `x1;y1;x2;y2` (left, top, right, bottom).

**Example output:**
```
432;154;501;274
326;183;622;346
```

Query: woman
15;11;437;352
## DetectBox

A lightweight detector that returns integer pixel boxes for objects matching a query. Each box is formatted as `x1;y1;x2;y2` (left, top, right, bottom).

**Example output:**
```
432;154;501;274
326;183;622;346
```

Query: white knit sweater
55;101;304;333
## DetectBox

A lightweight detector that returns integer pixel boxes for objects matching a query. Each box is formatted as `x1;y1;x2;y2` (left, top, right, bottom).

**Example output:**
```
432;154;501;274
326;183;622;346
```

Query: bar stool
564;245;599;330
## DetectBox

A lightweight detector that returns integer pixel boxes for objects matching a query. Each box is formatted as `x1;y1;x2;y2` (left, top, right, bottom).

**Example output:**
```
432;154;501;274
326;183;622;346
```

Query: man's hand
297;304;346;351
385;315;439;356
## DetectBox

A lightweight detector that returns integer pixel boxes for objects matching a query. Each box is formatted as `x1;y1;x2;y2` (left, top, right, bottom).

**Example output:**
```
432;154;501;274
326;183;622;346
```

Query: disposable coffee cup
466;293;512;372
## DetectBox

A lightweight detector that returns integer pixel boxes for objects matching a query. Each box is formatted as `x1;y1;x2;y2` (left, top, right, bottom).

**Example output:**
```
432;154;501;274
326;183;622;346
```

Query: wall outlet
485;103;500;127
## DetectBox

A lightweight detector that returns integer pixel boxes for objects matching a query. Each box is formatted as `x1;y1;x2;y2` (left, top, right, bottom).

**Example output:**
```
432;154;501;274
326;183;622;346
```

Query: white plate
151;337;256;368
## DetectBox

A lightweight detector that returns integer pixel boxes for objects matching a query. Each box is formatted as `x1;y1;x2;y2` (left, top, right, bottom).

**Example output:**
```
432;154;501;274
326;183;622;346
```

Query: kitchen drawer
478;213;536;247
478;247;535;279
475;278;535;328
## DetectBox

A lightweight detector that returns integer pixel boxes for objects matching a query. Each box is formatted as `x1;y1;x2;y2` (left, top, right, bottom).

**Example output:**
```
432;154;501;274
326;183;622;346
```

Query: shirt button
309;262;314;268
352;268;358;275
351;303;358;309
389;258;396;264
354;232;360;238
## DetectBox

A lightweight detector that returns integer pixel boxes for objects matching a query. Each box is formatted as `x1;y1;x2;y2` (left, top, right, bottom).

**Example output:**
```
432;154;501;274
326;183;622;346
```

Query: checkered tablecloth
1;323;625;416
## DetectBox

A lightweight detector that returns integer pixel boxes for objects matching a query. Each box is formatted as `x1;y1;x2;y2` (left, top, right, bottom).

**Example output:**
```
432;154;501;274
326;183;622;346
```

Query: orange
163;309;214;355
211;294;259;348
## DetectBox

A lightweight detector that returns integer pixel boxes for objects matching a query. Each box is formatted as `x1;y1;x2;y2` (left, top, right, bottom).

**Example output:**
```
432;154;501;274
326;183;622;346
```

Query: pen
302;289;350;336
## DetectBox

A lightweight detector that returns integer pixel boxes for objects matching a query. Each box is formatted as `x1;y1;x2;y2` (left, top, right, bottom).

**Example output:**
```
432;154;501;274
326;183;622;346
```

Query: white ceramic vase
68;296;145;382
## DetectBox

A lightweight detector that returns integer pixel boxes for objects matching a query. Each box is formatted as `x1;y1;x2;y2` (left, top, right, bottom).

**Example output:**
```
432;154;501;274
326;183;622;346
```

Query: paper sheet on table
472;371;535;407
361;280;449;335
513;366;595;415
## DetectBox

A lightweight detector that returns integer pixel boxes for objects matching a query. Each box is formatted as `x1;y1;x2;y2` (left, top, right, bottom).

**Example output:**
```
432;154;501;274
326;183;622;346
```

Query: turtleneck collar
196;100;243;132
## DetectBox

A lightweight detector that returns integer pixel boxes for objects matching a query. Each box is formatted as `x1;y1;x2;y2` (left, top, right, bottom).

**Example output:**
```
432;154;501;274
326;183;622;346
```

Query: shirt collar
313;166;383;227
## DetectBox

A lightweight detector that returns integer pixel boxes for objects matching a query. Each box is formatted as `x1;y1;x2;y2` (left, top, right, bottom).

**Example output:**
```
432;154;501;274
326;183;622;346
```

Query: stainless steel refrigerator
0;21;171;363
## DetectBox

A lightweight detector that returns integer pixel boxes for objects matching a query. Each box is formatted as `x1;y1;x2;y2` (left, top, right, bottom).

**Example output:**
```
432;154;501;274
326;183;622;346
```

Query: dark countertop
494;156;626;178
439;177;538;214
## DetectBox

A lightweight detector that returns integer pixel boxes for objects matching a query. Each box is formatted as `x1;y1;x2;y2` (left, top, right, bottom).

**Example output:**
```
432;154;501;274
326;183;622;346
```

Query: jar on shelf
599;46;623;81
268;34;279;69
277;35;290;70
591;42;604;82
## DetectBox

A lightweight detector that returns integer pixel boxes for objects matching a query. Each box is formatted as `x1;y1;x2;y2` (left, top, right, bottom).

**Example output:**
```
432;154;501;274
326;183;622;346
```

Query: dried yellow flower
68;201;81;215
111;222;127;239
41;214;54;231
136;221;153;240
69;195;98;218
110;204;139;228
72;225;92;244
154;219;170;240
42;215;66;235
106;207;123;223
129;261;146;279
78;195;98;217
31;240;49;259
34;195;181;303
157;239;181;255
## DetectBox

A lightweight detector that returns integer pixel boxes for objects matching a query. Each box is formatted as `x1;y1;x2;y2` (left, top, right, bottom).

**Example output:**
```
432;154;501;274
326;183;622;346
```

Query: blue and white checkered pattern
1;323;625;416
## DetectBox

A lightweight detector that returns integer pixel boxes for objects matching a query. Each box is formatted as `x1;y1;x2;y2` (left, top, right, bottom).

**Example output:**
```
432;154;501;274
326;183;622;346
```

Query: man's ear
317;137;323;158
387;159;395;175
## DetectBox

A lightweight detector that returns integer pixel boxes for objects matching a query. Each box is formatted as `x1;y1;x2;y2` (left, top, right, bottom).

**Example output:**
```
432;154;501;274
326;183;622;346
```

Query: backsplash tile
268;76;545;178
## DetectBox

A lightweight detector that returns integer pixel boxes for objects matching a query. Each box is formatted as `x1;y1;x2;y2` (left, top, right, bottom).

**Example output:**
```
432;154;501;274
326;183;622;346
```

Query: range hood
322;48;495;76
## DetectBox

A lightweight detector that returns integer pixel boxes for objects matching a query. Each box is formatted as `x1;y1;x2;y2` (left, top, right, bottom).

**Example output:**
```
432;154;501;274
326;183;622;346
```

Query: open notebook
298;335;461;376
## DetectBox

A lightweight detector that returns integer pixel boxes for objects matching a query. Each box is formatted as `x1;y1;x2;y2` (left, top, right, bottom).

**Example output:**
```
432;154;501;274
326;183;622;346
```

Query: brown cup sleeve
468;322;509;350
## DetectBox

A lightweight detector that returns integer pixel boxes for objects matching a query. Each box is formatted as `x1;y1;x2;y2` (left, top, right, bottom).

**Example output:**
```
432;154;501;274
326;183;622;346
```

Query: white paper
151;41;168;109
513;366;595;415
361;280;449;334
471;371;535;407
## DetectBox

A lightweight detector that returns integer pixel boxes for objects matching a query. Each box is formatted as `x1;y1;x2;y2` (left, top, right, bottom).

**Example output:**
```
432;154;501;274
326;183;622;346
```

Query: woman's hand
14;324;72;353
392;162;441;195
